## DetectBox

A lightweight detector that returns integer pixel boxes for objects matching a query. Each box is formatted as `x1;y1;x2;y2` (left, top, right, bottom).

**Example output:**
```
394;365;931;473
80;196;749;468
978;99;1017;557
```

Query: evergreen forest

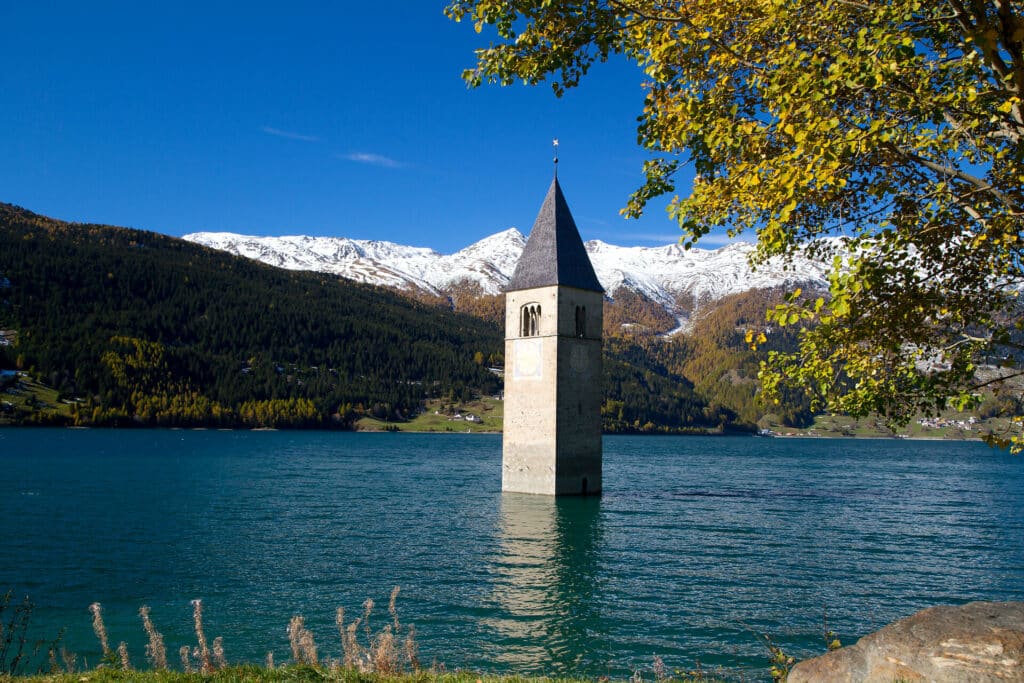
0;203;502;428
1;202;774;432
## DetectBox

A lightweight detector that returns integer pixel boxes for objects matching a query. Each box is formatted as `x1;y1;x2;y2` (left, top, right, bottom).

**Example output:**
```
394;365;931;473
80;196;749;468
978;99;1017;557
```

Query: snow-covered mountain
583;239;829;311
183;228;830;320
184;229;528;297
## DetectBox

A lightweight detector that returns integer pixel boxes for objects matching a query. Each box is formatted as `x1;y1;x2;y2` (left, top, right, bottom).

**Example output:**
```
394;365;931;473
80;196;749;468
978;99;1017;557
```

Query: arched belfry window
575;305;586;338
520;304;541;337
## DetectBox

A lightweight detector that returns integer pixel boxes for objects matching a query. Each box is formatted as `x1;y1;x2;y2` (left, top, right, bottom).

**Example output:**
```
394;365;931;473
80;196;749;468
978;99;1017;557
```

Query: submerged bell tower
502;168;604;496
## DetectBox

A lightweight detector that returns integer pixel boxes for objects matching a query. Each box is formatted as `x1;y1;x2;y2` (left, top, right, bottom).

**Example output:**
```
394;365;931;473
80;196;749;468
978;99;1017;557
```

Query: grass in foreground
2;668;729;683
0;590;747;683
0;668;572;683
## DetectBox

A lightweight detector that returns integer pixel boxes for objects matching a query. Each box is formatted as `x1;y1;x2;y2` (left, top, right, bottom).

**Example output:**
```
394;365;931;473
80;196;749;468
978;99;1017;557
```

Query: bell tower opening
575;305;586;338
520;303;541;337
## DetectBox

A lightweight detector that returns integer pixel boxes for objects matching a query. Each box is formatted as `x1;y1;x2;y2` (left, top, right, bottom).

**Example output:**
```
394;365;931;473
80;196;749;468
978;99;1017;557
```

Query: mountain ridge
0;201;503;428
0;201;735;433
183;228;832;328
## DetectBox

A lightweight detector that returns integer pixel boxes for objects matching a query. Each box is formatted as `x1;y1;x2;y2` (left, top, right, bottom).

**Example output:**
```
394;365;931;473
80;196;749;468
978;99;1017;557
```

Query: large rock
788;601;1024;683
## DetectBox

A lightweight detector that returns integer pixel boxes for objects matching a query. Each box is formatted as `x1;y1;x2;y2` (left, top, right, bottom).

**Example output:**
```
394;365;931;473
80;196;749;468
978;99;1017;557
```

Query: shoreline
0;422;993;445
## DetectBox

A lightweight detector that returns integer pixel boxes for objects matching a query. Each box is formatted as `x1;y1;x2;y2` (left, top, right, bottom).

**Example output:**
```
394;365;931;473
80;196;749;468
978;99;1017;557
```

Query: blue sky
1;2;706;253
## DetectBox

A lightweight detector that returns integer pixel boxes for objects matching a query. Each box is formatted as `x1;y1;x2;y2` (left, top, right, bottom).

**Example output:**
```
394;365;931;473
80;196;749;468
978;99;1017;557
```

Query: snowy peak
184;231;445;293
183;228;829;316
457;228;525;271
587;240;829;307
185;231;439;263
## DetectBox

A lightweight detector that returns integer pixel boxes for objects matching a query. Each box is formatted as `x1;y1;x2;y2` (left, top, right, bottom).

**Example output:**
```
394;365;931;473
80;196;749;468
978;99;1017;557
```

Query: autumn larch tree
447;0;1024;451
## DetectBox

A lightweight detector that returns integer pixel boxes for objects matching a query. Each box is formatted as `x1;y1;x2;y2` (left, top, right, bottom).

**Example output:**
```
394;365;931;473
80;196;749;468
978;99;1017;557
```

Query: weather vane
553;138;559;176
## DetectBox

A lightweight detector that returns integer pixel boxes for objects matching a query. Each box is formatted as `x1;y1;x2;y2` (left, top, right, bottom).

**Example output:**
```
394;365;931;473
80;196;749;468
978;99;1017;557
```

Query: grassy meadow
760;410;1018;443
355;397;503;433
0;373;73;425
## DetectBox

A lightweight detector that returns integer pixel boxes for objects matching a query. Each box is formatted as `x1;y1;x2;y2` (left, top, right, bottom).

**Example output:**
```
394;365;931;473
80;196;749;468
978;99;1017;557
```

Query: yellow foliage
449;0;1024;451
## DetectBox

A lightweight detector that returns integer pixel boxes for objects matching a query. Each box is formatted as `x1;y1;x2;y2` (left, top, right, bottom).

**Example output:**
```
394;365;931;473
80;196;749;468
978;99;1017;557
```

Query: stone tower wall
554;287;603;495
503;285;603;495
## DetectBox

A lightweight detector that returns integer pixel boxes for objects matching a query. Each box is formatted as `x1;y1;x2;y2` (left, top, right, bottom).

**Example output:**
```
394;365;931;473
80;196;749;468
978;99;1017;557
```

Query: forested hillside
596;287;815;433
0;202;817;433
661;288;814;428
0;203;739;432
0;203;502;428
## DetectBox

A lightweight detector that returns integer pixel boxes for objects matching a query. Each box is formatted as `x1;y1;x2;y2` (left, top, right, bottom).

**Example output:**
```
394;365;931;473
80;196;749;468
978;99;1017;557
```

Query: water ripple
0;431;1020;679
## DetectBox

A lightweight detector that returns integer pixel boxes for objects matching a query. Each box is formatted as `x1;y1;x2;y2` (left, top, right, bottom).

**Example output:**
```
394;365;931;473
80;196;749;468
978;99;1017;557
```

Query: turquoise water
1;429;1022;679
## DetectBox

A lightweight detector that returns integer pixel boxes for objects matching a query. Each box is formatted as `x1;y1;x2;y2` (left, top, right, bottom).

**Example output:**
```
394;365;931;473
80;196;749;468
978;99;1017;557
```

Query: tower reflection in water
481;493;606;674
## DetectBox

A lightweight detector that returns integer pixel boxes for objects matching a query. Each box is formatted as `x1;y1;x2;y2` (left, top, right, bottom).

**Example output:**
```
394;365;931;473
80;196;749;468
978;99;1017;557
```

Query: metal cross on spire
553;138;559;177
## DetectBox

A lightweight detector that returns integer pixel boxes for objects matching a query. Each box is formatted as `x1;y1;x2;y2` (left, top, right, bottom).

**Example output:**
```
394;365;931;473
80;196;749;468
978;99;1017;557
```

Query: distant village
917;415;979;431
434;408;483;424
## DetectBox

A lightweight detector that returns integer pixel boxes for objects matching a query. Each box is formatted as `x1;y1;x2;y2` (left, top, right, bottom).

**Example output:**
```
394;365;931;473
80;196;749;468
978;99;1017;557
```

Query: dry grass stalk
388;586;400;630
59;646;77;674
404;624;419;670
652;654;666;681
116;641;130;670
212;636;226;669
287;616;303;662
76;592;419;675
343;620;363;669
191;599;212;673
179;645;191;673
333;587;419;673
88;602;110;655
361;599;374;641
370;624;397;673
336;607;359;670
287;615;318;666
138;605;167;670
335;607;345;643
299;629;318;666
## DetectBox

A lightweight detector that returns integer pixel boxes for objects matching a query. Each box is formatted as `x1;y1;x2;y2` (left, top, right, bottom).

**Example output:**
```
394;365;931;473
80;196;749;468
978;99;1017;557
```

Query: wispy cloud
338;152;405;169
261;126;320;142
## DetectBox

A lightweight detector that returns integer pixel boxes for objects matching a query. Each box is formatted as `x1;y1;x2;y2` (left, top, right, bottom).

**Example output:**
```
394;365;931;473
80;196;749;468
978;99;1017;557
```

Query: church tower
502;175;604;495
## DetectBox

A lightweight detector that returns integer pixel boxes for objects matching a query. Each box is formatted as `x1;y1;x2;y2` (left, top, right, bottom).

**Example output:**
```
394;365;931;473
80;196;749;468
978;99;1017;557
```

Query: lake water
1;429;1022;679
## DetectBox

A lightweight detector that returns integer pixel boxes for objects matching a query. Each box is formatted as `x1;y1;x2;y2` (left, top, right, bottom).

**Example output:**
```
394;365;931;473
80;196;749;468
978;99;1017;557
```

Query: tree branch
949;0;1017;90
886;142;1022;213
969;368;1024;391
994;0;1024;93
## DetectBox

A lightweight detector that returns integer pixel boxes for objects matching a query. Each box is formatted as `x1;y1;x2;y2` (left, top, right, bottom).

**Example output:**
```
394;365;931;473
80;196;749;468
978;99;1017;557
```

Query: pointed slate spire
506;177;604;293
